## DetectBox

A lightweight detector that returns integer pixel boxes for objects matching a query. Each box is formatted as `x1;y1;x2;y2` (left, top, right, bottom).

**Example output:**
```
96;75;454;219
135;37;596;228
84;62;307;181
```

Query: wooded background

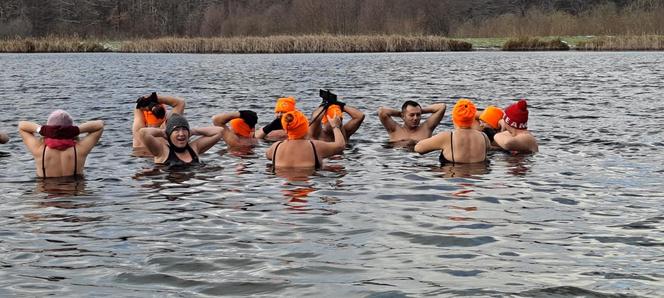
1;0;662;38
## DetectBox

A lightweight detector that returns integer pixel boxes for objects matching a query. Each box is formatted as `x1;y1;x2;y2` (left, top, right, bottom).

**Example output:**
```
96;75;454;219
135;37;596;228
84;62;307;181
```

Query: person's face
402;105;422;129
275;112;284;119
169;127;190;148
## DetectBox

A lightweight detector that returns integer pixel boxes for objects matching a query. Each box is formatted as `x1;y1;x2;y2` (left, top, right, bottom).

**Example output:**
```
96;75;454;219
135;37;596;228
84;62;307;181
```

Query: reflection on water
502;152;533;177
430;161;491;178
0;52;663;297
35;176;88;198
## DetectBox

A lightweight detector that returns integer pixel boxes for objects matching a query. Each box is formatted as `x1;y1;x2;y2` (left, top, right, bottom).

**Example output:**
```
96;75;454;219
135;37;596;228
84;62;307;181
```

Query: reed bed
120;35;472;53
502;37;570;51
576;35;664;51
0;37;108;53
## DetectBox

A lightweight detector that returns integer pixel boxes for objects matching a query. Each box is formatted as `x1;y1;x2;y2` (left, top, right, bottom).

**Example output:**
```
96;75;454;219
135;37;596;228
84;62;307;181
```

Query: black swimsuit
164;144;200;167
42;145;77;177
439;131;489;165
272;140;321;172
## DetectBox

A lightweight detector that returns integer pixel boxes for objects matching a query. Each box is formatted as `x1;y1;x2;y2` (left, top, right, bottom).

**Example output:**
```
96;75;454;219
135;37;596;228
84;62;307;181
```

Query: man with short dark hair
378;101;446;142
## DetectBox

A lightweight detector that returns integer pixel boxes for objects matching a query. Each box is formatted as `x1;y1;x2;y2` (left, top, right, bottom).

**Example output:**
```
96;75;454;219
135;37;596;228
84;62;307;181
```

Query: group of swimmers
6;90;538;178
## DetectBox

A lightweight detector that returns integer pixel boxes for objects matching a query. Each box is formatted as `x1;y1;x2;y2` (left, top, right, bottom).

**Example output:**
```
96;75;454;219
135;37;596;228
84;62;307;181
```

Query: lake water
0;52;662;297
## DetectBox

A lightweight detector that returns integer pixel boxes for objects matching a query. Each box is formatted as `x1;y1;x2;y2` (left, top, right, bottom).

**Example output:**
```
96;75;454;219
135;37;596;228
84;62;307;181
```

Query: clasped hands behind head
136;92;158;109
319;89;345;110
136;92;166;119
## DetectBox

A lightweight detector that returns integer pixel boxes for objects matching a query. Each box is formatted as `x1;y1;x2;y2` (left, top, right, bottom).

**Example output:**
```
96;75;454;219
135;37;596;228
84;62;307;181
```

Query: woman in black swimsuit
18;110;104;178
139;114;223;167
415;99;490;164
266;110;346;172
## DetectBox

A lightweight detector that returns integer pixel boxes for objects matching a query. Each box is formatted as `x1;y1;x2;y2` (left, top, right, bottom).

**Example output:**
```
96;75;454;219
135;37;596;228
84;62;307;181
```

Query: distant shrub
0;37;108;52
576;35;664;51
502;37;570;51
120;35;473;53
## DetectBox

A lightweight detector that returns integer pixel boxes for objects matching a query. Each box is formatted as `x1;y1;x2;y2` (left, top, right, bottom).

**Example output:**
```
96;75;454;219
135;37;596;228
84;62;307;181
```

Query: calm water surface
0;52;662;297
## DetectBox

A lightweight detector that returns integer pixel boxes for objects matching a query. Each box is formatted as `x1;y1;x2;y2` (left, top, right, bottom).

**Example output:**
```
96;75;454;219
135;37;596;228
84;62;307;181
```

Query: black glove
319;89;337;106
262;116;283;134
136;92;159;109
325;100;345;111
136;96;150;109
239;110;258;128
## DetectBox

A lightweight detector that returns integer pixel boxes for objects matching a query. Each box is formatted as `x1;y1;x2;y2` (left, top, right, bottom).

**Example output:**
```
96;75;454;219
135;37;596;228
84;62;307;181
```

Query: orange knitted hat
274;97;296;113
281;110;309;140
479;105;504;129
452;98;477;128
229;118;253;138
321;104;343;124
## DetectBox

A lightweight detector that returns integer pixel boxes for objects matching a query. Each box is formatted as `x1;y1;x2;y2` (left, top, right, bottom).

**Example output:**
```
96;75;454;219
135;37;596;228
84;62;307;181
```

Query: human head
452;98;477;128
479;106;504;129
401;100;422;129
165;113;190;150
47;110;74;126
150;104;166;119
503;99;529;129
229;118;254;138
274;97;296;117
281;110;309;140
321;104;343;126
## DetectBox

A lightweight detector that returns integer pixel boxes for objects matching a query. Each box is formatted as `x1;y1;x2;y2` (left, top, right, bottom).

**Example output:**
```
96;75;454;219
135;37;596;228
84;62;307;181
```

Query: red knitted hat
503;99;529;129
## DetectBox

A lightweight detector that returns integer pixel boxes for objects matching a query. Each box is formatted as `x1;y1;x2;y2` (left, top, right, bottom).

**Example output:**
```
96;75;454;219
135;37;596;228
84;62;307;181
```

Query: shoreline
1;35;663;53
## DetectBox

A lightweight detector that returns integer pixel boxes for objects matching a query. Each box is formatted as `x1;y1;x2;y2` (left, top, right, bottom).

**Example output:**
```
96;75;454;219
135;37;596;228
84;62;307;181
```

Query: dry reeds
576;35;664;50
0;37;108;53
502;37;570;51
120;35;472;53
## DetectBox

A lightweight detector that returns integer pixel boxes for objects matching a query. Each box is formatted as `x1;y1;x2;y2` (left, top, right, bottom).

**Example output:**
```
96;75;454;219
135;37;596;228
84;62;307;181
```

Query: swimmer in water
493;99;539;153
132;92;185;149
378;100;447;143
254;96;297;141
139;114;223;167
415;99;490;164
472;105;504;149
212;110;259;149
309;90;365;143
266;110;345;171
18;110;104;177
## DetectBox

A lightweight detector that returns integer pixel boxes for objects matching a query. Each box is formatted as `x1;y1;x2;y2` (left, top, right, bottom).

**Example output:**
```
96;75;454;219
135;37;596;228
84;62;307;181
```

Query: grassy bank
119;35;472;53
502;37;570;51
2;35;664;53
576;35;664;51
0;37;108;52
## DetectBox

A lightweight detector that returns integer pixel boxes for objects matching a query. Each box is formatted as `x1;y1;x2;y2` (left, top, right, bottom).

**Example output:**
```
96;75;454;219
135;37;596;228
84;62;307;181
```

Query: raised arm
77;120;104;155
158;94;186;115
190;126;223;155
255;117;283;140
414;131;448;154
0;131;8;144
378;106;401;133
422;103;447;131
309;105;325;139
314;115;346;158
139;127;167;157
342;105;365;138
211;112;242;147
18;121;42;155
212;111;238;127
132;108;147;135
